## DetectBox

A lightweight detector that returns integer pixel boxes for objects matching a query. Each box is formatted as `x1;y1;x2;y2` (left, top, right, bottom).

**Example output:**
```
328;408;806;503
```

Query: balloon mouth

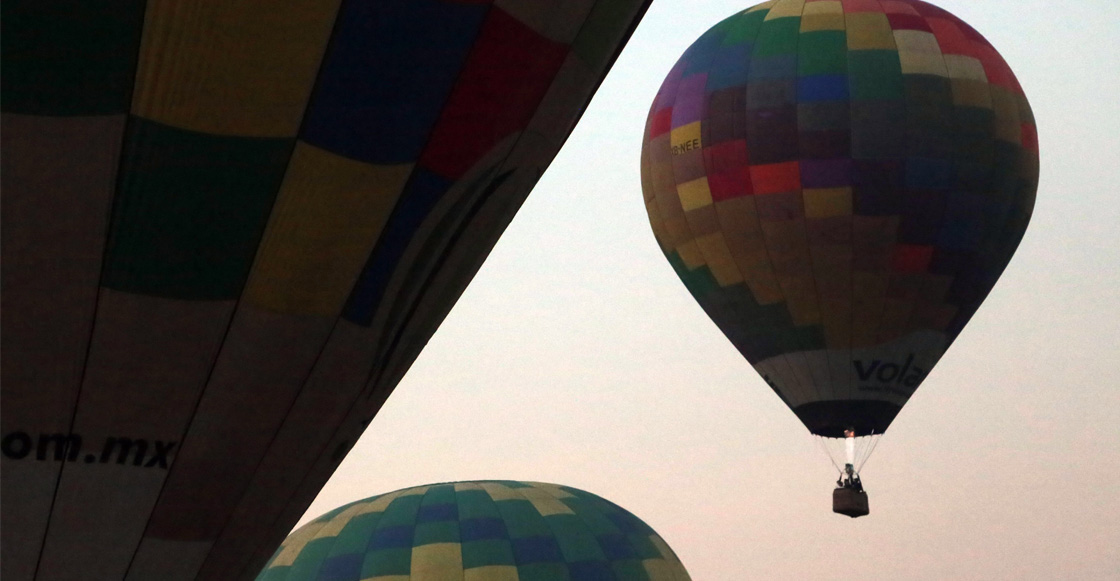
794;400;901;437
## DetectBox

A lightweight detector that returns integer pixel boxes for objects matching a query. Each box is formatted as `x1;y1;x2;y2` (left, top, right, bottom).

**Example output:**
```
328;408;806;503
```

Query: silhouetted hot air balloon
255;481;691;581
640;0;1036;516
0;1;652;578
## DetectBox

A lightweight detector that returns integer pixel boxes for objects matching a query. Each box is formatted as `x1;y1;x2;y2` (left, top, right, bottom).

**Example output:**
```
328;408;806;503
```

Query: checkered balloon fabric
2;1;652;578
257;481;691;581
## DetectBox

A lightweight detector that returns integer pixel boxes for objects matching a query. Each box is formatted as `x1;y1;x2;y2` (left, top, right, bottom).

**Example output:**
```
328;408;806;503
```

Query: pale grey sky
299;1;1120;579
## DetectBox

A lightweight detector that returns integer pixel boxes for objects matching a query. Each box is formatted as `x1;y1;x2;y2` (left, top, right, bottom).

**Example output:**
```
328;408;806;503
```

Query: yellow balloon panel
132;0;341;137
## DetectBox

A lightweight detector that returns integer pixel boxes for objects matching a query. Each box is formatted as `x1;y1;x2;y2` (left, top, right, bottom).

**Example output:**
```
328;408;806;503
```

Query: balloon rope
855;432;872;471
816;435;842;474
856;432;873;468
857;432;881;473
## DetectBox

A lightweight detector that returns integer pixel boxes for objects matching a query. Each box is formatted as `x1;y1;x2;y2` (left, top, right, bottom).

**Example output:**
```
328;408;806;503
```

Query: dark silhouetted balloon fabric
0;1;651;579
640;0;1036;437
256;481;691;581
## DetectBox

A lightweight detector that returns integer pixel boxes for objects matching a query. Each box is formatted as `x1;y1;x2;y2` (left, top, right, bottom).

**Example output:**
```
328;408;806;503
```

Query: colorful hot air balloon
640;0;1037;512
256;481;691;581
0;1;652;578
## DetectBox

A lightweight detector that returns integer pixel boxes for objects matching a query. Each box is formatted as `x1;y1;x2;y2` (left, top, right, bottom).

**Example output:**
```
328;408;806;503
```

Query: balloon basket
833;487;869;518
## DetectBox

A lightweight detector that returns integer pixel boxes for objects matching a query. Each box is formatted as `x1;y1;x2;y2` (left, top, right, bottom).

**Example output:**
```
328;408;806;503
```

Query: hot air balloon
255;481;691;581
0;0;652;578
639;0;1037;516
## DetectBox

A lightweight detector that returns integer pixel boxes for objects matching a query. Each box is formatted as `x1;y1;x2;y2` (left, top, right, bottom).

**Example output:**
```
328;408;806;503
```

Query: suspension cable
857;430;881;473
815;435;842;474
856;431;873;468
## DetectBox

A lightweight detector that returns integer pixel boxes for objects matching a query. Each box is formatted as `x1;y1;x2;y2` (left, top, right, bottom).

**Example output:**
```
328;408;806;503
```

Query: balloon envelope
1;0;650;579
256;481;691;581
640;0;1037;437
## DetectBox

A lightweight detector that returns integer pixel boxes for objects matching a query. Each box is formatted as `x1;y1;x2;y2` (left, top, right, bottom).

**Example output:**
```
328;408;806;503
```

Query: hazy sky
298;1;1120;579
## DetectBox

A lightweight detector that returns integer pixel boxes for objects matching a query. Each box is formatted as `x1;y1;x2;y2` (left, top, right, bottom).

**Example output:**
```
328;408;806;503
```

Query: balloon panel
640;0;1036;437
256;481;691;581
0;0;651;579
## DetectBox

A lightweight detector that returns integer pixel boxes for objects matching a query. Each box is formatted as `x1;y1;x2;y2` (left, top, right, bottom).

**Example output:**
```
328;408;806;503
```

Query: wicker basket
833;487;870;518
